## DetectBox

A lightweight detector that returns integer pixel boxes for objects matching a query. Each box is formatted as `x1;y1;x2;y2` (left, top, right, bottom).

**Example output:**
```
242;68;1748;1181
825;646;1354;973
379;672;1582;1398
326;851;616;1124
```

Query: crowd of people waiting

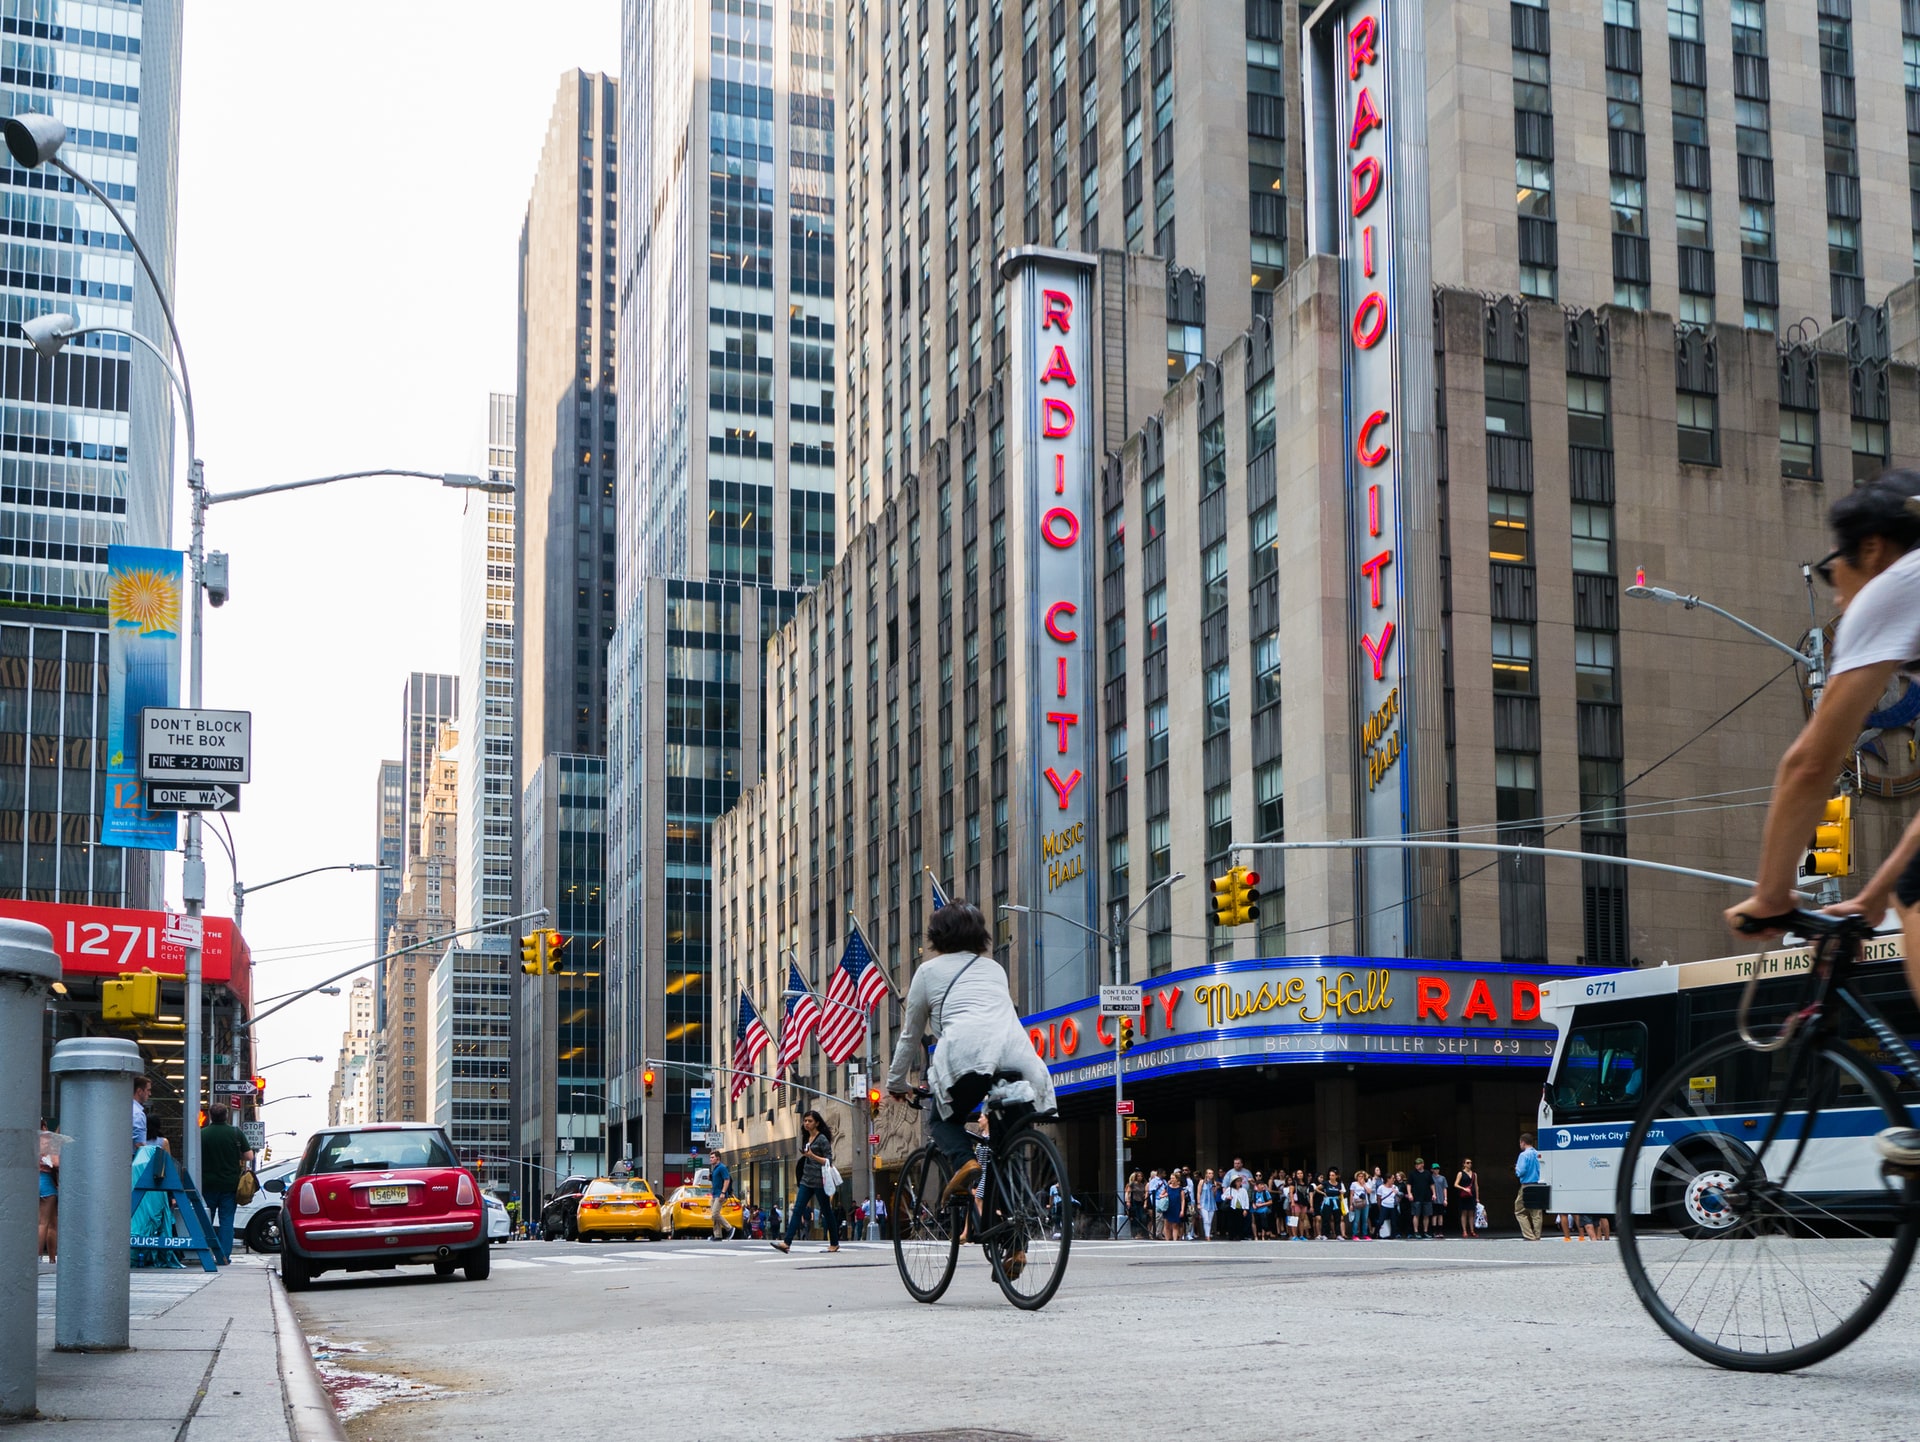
1124;1156;1492;1241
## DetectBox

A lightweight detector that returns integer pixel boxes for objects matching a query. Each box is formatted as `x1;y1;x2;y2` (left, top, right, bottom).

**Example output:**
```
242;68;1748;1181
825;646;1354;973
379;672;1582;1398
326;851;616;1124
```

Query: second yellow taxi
660;1182;745;1239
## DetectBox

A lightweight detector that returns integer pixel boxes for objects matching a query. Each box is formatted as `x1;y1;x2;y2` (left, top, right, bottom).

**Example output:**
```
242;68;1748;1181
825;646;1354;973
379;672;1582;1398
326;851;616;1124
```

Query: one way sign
147;783;241;813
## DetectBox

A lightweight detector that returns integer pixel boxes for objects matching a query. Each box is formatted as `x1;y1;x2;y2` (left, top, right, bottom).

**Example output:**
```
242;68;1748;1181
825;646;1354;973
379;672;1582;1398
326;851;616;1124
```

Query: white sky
171;2;619;1158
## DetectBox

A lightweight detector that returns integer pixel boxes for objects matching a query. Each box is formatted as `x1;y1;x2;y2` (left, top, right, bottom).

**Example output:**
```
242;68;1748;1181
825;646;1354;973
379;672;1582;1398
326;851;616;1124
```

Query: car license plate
368;1185;409;1205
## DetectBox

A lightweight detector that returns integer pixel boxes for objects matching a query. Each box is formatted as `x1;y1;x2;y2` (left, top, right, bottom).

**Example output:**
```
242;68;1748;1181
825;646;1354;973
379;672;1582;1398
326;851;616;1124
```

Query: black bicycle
891;1083;1072;1310
1616;908;1920;1371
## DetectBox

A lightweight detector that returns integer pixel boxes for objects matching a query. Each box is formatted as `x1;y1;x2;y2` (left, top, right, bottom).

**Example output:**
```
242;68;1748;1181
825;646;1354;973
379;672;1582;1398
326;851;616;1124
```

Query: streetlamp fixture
256;1095;311;1108
1625;566;1825;699
251;985;341;1007
255;1056;324;1072
1006;869;1184;1238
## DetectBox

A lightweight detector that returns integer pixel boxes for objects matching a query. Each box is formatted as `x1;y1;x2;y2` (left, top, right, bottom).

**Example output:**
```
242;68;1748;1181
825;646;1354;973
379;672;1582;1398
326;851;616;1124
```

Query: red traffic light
642;1067;656;1098
1242;869;1260;888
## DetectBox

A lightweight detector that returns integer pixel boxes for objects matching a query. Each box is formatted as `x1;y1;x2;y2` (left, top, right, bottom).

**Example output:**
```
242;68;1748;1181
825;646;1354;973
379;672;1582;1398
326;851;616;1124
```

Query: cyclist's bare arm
1729;660;1901;929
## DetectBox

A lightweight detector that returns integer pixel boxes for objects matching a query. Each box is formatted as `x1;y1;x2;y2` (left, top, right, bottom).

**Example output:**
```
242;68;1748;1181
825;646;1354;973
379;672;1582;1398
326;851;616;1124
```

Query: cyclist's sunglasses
1813;547;1847;586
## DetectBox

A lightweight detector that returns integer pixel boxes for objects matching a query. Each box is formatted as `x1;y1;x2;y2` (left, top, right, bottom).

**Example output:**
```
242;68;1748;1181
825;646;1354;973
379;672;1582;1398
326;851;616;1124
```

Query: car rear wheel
280;1250;312;1293
463;1244;491;1282
663;1211;677;1240
246;1209;283;1254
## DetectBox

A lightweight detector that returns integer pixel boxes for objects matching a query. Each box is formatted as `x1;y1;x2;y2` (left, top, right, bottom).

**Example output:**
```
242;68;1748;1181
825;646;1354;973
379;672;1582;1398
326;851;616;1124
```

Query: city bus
1535;929;1917;1222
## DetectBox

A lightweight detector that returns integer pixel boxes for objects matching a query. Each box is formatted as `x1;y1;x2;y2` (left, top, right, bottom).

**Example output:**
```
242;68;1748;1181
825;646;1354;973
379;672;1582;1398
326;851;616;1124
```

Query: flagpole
842;913;884;1231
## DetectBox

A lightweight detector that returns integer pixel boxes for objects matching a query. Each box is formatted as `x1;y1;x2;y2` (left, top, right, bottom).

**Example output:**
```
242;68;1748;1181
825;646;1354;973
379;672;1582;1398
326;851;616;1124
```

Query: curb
268;1266;346;1442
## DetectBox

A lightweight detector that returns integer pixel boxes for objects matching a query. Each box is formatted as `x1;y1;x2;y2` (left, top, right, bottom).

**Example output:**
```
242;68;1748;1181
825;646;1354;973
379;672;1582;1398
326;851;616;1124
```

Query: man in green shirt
198;1104;253;1263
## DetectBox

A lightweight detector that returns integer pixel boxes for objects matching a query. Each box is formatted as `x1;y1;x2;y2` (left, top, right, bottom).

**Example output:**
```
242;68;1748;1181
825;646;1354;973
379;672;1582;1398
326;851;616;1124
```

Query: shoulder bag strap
933;952;984;1031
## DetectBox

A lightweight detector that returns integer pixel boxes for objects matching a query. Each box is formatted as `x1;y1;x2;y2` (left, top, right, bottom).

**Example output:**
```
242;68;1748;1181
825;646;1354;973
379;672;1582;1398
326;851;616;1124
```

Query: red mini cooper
280;1123;489;1291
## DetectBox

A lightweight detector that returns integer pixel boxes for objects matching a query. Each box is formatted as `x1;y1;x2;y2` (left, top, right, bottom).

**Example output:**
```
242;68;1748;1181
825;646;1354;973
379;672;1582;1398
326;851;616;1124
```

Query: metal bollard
0;919;58;1417
50;1036;143;1353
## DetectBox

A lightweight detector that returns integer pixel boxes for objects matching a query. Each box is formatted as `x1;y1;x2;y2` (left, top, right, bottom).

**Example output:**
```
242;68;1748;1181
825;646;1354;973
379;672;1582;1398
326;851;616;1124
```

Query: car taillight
455;1174;475;1206
298;1182;320;1216
580;1200;601;1210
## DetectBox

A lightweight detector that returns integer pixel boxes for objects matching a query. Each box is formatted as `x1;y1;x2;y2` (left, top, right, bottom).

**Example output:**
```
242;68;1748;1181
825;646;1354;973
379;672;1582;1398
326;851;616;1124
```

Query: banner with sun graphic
101;546;182;851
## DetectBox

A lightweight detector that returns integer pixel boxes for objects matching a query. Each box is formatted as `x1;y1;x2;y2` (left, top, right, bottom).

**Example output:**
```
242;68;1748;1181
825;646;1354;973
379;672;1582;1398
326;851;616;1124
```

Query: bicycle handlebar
1733;908;1873;940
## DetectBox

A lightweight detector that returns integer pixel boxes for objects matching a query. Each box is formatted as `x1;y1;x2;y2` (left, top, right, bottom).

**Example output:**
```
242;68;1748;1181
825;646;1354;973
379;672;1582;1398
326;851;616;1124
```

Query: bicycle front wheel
985;1126;1072;1311
892;1146;961;1304
1616;1032;1919;1371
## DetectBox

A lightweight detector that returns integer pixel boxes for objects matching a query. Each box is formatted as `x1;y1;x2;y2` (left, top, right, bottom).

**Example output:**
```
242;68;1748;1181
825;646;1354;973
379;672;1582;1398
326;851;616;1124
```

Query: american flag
927;867;952;910
729;992;770;1101
775;962;821;1077
818;927;891;1063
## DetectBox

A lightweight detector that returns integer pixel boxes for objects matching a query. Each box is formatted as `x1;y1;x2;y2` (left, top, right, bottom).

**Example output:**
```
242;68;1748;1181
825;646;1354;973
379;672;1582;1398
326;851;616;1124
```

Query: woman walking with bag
770;1110;842;1254
1454;1159;1482;1238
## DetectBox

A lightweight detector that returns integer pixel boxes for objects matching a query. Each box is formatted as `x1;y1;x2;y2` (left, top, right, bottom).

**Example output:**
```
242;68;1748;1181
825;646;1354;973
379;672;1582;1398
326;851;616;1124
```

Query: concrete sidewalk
8;1254;342;1441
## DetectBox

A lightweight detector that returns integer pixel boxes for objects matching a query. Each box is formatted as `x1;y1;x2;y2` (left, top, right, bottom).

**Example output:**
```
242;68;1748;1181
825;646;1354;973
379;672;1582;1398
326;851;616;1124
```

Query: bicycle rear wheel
985;1126;1072;1311
892;1146;961;1304
1616;1032;1919;1371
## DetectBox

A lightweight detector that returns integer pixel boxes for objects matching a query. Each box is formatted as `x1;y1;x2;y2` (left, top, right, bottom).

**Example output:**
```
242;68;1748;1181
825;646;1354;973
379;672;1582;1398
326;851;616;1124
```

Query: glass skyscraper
0;0;182;906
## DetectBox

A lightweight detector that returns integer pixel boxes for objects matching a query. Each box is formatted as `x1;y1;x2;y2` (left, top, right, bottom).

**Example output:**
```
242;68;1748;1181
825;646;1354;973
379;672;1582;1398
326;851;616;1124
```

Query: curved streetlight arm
1005;870;1185;943
45;323;193;461
253;1056;323;1072
47;155;193;434
206;468;508;509
1626;584;1812;669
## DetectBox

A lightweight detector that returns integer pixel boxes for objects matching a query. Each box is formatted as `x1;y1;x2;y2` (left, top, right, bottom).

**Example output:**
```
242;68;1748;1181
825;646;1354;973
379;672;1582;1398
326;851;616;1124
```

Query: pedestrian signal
643;1067;656;1098
1117;1017;1134;1054
1805;794;1854;878
1124;1117;1142;1140
1211;867;1261;927
520;932;546;975
103;970;159;1022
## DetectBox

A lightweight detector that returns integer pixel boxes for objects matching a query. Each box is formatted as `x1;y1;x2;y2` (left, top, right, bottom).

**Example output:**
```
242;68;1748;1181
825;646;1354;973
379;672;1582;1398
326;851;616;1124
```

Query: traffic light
263;1146;272;1162
251;1074;267;1104
1124;1118;1142;1140
102;971;159;1022
520;932;546;975
642;1066;656;1098
1117;1017;1134;1054
544;930;570;974
867;1085;882;1114
1211;867;1261;927
1806;794;1854;878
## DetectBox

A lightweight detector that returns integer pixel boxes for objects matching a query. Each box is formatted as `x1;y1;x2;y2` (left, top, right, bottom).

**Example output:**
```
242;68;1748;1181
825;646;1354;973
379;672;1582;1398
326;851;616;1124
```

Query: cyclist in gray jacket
886;901;1057;1196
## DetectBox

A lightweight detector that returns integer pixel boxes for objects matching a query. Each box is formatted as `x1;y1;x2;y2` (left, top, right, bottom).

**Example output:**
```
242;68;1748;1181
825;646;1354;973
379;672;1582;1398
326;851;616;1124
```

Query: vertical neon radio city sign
1307;0;1434;954
1004;247;1099;1010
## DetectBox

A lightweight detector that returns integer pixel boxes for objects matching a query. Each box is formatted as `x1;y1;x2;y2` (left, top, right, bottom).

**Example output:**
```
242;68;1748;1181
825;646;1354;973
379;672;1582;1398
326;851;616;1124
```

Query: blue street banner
689;1087;712;1143
101;546;182;851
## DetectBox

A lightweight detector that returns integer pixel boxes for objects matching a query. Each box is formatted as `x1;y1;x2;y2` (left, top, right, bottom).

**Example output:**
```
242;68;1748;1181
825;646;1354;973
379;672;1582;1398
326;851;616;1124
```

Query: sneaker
939;1160;982;1205
1001;1249;1026;1281
1875;1127;1920;1168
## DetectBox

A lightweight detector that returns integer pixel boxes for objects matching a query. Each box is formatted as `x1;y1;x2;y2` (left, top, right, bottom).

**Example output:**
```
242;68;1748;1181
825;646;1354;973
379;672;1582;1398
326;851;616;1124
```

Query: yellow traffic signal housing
1809;794;1854;878
544;929;570;974
103;970;159;1022
642;1067;657;1098
1124;1117;1142;1140
1116;1016;1135;1054
520;932;546;976
1211;867;1262;927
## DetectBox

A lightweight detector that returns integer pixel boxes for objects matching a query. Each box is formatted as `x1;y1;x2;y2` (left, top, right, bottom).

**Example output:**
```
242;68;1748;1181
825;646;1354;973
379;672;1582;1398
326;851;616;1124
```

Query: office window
1580;758;1626;832
1247;377;1276;455
1253;630;1281;710
1142;471;1166;542
1255;760;1284;842
1515;157;1554;220
1853;419;1889;484
1106;614;1127;680
1492;621;1536;694
1147;814;1171;880
1144;583;1168;652
1677;392;1719;465
1607;69;1644;133
1575;629;1618;703
1512;50;1552;117
1205;786;1233;860
1203;663;1230;737
1201;541;1228;616
1675;188;1711;249
1780;407;1819;480
1249;503;1279;582
1108;725;1128;786
1489;491;1533;564
1566;377;1610;450
1109;836;1129;897
1668;0;1701;43
1145;701;1169;768
1571;503;1614;575
1496;751;1541;823
1200;417;1227;496
1484;362;1529;436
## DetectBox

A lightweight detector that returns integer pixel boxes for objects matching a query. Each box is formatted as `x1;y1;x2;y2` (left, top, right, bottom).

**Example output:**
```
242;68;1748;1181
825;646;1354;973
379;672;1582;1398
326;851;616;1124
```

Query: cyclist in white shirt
1729;471;1920;1164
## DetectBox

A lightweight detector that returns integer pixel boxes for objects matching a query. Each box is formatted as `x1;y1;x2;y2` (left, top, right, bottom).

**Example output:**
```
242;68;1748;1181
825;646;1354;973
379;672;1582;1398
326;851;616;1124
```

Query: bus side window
1555;1022;1649;1112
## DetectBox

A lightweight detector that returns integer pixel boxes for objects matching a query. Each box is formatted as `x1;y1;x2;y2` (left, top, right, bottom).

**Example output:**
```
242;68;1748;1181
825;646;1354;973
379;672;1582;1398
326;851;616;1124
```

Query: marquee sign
1305;0;1436;954
1022;956;1603;1095
1003;247;1101;1011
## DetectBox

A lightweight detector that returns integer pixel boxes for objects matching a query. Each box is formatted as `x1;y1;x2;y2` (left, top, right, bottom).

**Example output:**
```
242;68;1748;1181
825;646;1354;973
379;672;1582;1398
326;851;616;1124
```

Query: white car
234;1157;300;1254
484;1192;511;1245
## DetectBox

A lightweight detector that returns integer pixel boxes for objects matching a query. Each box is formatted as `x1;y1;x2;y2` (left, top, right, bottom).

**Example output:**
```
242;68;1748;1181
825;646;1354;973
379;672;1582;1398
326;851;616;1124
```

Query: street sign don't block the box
1098;985;1143;1017
139;708;252;783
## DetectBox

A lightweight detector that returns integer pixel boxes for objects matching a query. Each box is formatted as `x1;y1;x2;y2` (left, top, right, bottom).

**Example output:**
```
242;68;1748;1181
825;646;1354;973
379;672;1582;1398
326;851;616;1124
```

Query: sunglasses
1813;547;1847;587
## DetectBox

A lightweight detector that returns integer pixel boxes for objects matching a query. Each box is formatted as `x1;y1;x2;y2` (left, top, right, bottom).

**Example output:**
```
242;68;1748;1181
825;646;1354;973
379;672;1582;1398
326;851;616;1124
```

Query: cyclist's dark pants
1897;849;1920;908
930;1070;1033;1165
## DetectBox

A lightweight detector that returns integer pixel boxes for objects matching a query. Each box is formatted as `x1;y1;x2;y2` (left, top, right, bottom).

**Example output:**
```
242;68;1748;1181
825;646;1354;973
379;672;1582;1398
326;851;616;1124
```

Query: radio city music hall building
704;0;1920;1208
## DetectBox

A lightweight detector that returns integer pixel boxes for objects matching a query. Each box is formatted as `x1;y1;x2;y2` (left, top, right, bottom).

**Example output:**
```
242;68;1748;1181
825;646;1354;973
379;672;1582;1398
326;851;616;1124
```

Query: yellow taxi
660;1182;746;1239
574;1177;662;1241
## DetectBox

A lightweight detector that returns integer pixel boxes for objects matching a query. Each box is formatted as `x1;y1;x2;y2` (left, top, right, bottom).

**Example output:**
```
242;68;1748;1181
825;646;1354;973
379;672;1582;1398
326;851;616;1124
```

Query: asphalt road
289;1235;1920;1442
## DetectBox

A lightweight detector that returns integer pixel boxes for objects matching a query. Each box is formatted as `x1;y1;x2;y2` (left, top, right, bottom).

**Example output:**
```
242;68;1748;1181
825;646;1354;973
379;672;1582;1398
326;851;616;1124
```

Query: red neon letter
1462;979;1498;1022
1360;621;1395;680
1045;711;1080;752
1352;291;1387;348
1041;507;1080;548
1363;225;1375;278
1029;1027;1049;1058
1350;155;1381;217
1058;1018;1079;1056
1054;453;1066;495
1511;979;1542;1023
1040;345;1077;385
1095;1013;1115;1045
1041;289;1073;333
1043;766;1083;808
1347;14;1378;78
1042;397;1075;437
1360;548;1393;608
1357;409;1390;467
1157;986;1181;1032
1044;600;1078;643
1368;484;1381;537
1057;657;1068;696
1348;87;1383;149
1415;977;1451;1021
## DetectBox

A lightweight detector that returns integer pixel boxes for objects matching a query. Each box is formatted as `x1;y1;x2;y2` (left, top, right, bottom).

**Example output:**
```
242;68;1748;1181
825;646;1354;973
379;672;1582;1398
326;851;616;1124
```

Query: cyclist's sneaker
940;1160;981;1204
1873;1126;1920;1168
1000;1248;1026;1281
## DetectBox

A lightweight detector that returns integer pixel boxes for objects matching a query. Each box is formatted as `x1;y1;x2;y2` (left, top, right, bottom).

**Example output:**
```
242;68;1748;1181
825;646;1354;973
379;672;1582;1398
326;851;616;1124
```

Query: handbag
1474;1201;1489;1230
235;1169;258;1206
819;1159;843;1194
